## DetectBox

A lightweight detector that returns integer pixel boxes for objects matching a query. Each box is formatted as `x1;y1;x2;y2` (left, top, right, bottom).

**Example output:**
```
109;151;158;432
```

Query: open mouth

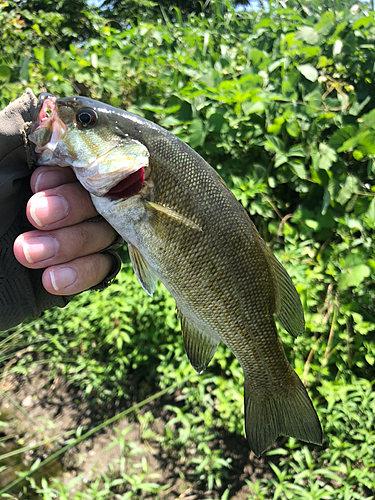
106;167;145;200
30;94;67;161
31;95;56;136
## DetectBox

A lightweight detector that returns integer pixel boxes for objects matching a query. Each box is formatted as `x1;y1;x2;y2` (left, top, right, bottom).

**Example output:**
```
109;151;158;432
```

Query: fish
29;93;323;457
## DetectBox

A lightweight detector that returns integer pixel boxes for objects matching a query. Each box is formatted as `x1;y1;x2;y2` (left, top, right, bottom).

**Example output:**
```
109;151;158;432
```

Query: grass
0;260;375;499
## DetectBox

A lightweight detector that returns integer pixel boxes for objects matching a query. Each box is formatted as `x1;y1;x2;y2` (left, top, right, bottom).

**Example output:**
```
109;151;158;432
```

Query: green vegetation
1;0;375;498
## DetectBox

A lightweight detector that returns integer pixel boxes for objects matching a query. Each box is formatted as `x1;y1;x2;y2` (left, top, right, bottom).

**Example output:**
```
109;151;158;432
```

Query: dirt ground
0;368;274;499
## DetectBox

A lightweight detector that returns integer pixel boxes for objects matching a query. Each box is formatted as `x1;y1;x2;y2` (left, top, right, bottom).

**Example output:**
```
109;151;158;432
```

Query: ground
0;367;275;499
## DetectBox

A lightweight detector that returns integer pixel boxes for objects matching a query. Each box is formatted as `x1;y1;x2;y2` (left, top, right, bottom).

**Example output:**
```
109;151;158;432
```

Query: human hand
13;165;120;295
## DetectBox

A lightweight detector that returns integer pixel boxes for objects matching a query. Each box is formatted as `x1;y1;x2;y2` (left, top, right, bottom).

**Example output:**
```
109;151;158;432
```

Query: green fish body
30;94;323;457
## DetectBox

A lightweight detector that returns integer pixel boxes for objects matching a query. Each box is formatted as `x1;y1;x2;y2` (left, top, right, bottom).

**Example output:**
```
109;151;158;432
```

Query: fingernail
49;267;77;291
34;170;67;192
22;236;59;264
29;195;69;227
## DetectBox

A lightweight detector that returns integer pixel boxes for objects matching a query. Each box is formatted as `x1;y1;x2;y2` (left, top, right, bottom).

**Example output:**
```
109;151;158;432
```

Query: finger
31;165;77;193
26;182;99;231
42;253;114;295
13;220;117;268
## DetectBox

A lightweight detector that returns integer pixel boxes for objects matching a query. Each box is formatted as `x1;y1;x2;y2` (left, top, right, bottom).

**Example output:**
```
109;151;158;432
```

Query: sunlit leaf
295;26;319;45
338;265;371;290
367;198;375;221
297;64;318;82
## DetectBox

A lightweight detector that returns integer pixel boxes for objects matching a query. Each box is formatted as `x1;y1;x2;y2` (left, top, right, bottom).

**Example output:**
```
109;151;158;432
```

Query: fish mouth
106;167;145;201
30;94;148;200
30;94;68;164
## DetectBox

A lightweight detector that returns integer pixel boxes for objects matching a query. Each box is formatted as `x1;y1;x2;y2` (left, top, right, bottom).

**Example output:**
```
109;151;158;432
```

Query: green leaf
264;135;284;153
318;143;337;170
188;119;205;148
322;188;331;215
286;119;300;138
366;198;375;221
110;50;122;71
19;56;30;82
267;117;285;135
275;152;288;167
336;187;352;205
160;116;181;128
329;125;357;150
349;95;371;116
338;265;371;290
289;161;306;179
91;53;98;69
34;46;44;63
0;65;11;81
295;27;319;45
338;130;375;155
32;23;42;36
297;64;318;82
269;58;286;73
282;79;297;99
288;145;306;157
152;30;163;44
345;253;366;268
242;100;266;115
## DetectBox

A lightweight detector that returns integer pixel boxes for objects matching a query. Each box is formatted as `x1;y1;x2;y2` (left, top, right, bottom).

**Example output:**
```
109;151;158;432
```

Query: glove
0;90;122;331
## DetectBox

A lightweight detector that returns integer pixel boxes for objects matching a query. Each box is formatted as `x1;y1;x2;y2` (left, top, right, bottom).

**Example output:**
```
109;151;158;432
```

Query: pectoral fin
128;243;158;296
146;201;203;232
179;311;219;374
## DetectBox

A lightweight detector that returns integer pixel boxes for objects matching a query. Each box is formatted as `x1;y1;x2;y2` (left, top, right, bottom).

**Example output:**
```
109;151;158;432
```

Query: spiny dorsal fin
179;311;219;374
263;244;305;338
128;242;158;296
146;201;203;232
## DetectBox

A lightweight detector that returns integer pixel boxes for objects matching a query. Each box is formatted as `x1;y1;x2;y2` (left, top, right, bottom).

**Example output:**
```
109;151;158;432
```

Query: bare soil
0;368;275;499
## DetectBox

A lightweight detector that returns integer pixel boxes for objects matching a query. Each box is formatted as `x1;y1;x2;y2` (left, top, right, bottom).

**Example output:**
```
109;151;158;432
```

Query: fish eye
76;108;98;129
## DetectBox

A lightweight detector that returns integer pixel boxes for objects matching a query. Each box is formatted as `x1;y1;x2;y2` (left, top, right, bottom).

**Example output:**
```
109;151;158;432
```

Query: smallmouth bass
30;94;323;457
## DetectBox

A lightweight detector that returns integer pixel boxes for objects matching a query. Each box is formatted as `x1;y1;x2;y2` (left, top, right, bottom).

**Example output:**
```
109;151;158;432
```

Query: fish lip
29;94;68;164
30;93;56;139
70;140;149;197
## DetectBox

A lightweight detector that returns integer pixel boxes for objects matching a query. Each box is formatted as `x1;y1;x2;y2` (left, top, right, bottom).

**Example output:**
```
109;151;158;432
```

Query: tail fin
244;372;323;457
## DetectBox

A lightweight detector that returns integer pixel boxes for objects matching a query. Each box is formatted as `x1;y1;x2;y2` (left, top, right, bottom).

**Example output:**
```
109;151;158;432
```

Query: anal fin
146;201;203;232
128;242;158;296
179;311;219;374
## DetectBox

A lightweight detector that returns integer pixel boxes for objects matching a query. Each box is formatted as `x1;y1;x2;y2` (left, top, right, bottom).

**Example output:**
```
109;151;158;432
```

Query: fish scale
30;94;323;457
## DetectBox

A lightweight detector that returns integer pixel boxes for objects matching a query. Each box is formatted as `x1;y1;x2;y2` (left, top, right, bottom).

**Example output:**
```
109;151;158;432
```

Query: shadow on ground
0;368;280;499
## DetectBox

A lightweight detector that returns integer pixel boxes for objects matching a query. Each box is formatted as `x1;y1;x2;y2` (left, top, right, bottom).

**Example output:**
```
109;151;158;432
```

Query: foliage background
0;0;375;498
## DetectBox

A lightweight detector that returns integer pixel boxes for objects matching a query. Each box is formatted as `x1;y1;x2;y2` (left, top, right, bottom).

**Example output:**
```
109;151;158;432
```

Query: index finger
31;165;77;193
26;182;99;231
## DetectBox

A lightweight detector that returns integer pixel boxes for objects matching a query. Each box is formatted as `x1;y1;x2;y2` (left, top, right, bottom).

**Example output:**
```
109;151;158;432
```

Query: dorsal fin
128;243;158;296
179;310;220;374
145;201;203;232
265;246;305;337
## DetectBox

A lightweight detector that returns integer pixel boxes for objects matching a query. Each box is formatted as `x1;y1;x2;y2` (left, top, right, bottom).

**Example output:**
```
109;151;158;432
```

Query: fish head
29;94;149;198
